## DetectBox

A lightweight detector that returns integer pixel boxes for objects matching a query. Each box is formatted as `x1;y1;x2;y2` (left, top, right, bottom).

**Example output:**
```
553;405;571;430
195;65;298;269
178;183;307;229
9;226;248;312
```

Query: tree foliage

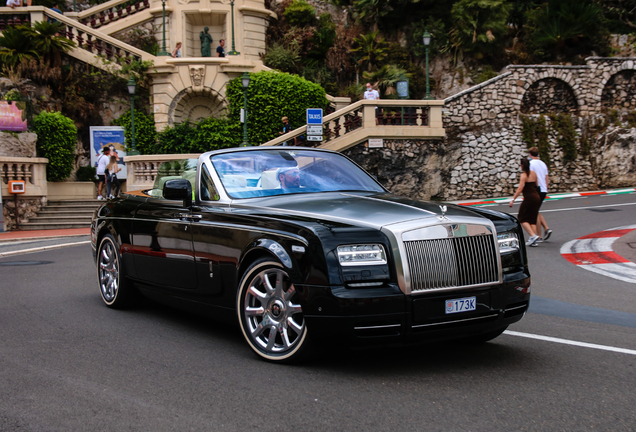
111;108;157;155
225;71;328;146
33;111;78;181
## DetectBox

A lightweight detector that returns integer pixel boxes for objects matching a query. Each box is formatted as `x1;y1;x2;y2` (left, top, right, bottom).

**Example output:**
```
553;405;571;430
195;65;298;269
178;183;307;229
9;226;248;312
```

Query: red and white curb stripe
560;225;636;284
458;187;636;207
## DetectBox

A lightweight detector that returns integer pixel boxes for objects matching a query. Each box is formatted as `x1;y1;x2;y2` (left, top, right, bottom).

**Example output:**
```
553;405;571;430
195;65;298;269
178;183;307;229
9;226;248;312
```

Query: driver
277;167;301;189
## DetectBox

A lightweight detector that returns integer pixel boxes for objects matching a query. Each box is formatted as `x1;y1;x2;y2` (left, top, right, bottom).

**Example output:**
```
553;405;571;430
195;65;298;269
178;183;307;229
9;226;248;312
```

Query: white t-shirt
6;0;21;7
529;158;548;193
364;89;379;100
96;154;110;175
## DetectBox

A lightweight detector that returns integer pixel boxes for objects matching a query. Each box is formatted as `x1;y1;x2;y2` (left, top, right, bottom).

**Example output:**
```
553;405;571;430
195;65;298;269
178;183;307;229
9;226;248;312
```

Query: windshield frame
207;148;386;200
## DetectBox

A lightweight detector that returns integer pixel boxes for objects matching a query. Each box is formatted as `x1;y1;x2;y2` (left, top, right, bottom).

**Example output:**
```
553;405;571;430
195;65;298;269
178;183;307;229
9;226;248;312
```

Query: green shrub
225;71;328;145
156;120;198;154
193;117;242;151
33;111;77;181
112;108;157;155
262;43;301;73
284;0;315;27
76;165;96;182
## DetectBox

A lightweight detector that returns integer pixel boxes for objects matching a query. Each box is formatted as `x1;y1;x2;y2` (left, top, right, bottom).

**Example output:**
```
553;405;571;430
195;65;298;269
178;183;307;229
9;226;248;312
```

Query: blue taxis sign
306;108;323;125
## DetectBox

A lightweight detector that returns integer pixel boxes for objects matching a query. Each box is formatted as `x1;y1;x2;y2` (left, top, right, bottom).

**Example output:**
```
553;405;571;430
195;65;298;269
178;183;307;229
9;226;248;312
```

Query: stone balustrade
124;153;200;192
0;156;48;198
262;100;445;152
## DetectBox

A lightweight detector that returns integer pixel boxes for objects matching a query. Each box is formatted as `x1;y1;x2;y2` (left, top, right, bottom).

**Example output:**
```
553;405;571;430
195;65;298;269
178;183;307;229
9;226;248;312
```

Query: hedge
33;111;77;181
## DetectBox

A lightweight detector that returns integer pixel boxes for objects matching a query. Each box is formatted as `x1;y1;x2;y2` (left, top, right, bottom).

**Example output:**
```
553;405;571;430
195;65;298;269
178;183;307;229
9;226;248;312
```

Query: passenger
277;167;301;190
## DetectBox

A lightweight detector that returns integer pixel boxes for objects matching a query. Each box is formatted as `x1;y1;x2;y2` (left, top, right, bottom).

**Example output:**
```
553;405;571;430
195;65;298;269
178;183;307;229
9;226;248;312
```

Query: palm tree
22;21;75;67
362;64;410;96
351;30;388;72
0;26;39;69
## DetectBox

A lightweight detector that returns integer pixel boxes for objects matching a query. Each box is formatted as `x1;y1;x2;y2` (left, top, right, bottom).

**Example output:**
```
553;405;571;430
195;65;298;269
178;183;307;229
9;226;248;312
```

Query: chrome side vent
404;234;499;292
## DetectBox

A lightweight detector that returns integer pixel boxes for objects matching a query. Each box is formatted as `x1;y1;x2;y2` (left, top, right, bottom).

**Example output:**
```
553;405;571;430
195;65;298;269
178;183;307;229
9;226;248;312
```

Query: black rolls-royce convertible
91;147;530;363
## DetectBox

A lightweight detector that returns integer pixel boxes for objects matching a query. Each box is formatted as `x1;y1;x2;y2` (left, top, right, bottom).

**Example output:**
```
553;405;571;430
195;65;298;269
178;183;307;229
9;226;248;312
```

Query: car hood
232;192;488;229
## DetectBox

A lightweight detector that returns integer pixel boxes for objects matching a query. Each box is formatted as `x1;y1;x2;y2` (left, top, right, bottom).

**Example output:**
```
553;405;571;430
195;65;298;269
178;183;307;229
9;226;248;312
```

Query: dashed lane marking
560;225;636;284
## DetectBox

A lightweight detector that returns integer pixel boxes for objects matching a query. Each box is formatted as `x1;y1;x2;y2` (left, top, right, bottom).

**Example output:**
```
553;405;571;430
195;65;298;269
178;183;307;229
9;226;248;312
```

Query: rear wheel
237;258;310;363
97;234;138;309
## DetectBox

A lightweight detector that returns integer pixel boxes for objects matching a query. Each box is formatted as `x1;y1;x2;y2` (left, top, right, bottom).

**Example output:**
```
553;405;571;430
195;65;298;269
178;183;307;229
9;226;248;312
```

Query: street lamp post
127;78;139;155
227;0;240;55
240;72;250;147
423;30;431;100
158;0;170;56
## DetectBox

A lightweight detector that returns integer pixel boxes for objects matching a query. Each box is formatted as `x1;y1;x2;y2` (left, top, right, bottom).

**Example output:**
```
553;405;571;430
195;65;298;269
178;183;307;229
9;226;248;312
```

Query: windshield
210;149;385;199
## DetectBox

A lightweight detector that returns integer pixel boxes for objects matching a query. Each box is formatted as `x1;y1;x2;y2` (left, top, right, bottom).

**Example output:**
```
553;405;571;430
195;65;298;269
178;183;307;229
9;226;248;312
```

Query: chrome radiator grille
404;234;499;292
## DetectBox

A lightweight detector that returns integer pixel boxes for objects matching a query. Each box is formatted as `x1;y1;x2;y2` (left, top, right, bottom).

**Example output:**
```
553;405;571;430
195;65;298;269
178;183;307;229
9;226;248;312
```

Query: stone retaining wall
348;57;636;201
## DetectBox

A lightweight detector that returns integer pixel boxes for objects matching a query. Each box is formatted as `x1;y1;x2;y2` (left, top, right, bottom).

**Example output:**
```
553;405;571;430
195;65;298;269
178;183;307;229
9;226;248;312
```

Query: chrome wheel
238;260;308;362
98;238;119;304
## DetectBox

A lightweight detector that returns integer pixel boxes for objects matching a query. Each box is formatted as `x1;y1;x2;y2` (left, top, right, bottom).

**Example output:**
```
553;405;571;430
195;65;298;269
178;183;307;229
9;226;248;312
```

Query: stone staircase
20;199;103;231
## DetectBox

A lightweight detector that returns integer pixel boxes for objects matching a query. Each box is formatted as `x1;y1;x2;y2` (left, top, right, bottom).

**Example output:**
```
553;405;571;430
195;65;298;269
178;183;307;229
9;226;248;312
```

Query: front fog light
338;244;387;266
498;232;519;253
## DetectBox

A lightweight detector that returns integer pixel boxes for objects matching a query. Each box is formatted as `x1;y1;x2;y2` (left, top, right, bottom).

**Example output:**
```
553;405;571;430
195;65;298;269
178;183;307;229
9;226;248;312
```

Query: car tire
97;234;138;309
237;258;311;363
463;326;508;344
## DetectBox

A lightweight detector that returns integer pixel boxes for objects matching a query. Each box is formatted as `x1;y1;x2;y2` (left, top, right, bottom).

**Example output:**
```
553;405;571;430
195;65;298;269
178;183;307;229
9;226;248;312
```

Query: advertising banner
90;126;127;180
0;101;27;132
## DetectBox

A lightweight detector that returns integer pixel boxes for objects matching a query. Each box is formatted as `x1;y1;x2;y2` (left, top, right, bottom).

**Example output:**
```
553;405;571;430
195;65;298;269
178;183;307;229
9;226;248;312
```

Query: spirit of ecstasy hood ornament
438;205;449;221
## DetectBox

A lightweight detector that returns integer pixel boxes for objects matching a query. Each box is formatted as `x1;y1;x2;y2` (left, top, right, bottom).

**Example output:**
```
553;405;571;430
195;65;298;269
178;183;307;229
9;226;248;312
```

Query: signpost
306;108;323;142
8;180;25;231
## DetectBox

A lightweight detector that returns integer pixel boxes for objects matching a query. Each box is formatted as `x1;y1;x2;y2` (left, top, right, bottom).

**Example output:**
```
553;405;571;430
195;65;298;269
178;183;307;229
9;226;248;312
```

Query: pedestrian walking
279;116;296;146
509;157;542;247
529;146;553;241
95;147;110;200
105;155;121;199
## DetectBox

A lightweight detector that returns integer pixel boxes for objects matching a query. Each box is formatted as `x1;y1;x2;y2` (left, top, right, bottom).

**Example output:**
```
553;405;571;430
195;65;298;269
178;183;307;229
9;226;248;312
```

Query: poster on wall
0;101;28;132
90;126;127;180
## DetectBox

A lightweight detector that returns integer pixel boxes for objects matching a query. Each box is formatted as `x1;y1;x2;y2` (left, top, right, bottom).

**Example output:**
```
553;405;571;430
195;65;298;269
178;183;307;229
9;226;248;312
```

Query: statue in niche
200;27;213;57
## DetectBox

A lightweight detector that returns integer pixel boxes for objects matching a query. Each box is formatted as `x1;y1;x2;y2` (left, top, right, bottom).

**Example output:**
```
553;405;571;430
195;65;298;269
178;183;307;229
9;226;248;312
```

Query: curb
455;187;636;207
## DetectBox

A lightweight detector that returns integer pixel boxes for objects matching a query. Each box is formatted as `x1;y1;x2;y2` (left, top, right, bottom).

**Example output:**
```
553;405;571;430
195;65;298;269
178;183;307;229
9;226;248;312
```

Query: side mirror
163;179;193;208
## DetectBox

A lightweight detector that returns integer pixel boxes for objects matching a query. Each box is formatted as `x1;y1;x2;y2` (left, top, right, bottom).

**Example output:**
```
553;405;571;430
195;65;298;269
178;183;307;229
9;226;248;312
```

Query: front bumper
302;274;531;346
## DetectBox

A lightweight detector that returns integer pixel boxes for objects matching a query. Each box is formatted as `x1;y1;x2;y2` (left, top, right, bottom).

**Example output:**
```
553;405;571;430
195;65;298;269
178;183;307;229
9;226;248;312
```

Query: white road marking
504;330;636;356
540;202;636;213
0;241;91;258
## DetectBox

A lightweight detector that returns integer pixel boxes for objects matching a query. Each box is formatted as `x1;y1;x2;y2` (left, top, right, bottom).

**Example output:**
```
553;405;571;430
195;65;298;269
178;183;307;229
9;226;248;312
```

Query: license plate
445;296;476;314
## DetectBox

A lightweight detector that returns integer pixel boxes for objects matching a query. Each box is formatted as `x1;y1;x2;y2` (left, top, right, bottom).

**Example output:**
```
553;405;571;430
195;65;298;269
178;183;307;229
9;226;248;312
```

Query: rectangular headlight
337;244;387;266
497;232;519;254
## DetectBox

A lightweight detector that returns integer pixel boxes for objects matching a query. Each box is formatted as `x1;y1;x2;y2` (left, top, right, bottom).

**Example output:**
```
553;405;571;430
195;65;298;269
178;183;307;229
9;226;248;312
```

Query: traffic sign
307;136;323;141
306;108;323;125
307;125;323;135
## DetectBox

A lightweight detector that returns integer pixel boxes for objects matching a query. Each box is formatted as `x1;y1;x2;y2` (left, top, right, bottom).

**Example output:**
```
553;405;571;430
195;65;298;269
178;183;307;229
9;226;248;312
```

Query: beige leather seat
260;170;280;189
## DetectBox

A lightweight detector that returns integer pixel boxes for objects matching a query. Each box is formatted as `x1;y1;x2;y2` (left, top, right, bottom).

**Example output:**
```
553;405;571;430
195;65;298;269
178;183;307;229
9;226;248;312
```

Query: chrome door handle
176;213;202;221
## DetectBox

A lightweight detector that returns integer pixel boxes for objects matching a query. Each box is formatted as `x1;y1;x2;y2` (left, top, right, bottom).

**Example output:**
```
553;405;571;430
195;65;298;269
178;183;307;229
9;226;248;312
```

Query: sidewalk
0;227;90;243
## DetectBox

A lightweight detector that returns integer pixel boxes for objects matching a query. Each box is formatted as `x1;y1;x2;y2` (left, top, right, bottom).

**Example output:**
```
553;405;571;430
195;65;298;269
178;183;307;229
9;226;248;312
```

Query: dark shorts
539;192;547;202
98;174;105;182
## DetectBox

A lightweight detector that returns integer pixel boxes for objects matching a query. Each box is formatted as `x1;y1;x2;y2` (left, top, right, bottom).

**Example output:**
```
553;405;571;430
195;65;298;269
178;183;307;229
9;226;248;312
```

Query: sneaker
97;195;104;200
109;195;115;199
543;229;553;241
529;242;539;247
525;235;539;246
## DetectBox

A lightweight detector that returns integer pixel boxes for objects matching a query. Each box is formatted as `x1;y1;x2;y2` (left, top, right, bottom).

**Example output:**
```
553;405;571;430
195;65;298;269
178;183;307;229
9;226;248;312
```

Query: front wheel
237;259;310;363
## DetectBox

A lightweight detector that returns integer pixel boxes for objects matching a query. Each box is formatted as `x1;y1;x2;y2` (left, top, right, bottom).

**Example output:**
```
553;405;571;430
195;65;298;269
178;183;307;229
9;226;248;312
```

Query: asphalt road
1;193;635;431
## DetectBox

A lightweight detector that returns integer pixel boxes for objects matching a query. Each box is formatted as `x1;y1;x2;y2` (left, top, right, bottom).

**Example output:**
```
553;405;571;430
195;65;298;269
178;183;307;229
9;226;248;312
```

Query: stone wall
347;57;636;201
0;132;37;158
2;197;43;231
